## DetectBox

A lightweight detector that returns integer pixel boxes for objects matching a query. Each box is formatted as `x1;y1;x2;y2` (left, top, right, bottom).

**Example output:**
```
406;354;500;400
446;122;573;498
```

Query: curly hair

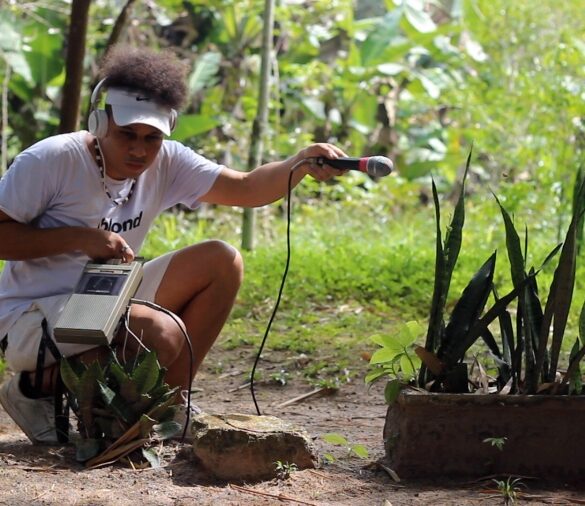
98;45;188;110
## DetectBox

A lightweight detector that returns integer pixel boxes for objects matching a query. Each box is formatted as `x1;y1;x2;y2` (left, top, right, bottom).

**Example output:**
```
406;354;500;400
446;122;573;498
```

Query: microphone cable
249;158;310;415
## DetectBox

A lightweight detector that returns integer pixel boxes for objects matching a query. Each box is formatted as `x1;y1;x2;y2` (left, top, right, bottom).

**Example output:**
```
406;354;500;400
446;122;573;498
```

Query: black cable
129;298;194;441
249;165;298;416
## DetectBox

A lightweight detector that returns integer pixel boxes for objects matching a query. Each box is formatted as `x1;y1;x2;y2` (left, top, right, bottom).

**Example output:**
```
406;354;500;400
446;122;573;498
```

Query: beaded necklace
93;138;137;206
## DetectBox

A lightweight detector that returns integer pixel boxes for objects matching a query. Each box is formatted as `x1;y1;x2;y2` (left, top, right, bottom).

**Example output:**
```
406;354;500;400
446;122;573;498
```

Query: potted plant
367;152;585;481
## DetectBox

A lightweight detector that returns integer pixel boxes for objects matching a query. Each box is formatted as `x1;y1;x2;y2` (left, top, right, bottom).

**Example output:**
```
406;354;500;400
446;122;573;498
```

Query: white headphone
87;78;110;138
87;78;178;138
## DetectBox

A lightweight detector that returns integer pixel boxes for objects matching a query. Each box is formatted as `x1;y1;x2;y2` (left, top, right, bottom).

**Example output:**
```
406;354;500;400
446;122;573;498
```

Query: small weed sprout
269;369;290;386
493;476;524;505
274;460;298;480
322;433;369;463
483;436;507;451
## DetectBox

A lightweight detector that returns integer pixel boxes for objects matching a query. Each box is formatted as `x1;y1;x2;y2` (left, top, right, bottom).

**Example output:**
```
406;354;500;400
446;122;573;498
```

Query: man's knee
119;306;185;366
197;240;244;286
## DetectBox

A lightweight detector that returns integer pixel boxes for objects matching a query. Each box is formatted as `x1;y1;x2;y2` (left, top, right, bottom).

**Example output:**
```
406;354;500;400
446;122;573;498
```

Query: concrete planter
383;390;585;482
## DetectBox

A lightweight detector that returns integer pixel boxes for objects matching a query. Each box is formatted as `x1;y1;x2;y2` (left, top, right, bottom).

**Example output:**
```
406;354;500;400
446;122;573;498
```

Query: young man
0;45;346;444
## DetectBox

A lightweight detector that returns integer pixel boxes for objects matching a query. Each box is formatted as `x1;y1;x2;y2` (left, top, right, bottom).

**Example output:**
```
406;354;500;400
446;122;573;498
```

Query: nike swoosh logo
135;96;150;102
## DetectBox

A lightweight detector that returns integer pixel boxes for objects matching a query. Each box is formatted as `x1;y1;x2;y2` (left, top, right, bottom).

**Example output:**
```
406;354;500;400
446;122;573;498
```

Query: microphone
316;156;393;177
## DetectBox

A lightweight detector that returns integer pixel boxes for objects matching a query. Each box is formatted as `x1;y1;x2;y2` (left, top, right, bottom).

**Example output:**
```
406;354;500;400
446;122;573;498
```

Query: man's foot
0;373;59;445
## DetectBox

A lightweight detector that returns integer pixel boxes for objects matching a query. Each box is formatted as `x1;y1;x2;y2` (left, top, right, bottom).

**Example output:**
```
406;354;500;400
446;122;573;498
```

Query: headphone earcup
169;109;177;133
88;109;109;138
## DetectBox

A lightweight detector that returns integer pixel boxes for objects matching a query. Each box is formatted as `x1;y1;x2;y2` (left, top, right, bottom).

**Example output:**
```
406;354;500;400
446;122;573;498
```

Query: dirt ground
1;344;585;506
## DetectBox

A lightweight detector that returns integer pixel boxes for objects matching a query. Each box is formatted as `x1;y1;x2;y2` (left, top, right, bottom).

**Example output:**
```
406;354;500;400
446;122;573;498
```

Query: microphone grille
367;156;394;177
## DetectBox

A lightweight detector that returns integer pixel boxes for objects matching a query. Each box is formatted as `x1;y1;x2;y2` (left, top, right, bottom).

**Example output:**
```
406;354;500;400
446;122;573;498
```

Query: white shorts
3;252;174;372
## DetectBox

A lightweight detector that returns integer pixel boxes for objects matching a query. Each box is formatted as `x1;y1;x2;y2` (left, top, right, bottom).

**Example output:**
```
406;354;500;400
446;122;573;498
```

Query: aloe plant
61;350;181;466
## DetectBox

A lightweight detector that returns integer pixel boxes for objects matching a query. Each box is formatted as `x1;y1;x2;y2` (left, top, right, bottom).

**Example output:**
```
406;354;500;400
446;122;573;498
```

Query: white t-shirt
0;131;223;337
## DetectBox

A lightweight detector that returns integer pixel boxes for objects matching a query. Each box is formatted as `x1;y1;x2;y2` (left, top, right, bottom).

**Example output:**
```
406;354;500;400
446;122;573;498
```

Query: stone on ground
190;412;318;481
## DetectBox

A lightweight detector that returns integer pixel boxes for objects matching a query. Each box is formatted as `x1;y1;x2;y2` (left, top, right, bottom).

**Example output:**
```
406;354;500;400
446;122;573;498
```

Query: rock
190;413;318;481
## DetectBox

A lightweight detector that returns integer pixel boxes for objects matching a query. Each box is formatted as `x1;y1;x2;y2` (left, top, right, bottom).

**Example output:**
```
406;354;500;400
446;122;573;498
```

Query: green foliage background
1;0;584;384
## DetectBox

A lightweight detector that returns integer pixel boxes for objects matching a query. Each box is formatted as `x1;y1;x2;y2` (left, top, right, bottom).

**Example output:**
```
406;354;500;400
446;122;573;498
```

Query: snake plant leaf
147;393;179;422
568;339;583;395
120;379;140;403
480;328;501;358
523;272;546;391
444;148;471;282
130;394;155;415
448;275;534;367
152;420;182;440
132;351;161;394
109;361;130;387
439;252;497;365
60;358;81;398
141;447;161;469
579;297;585;346
138;414;157;438
97;380;133;424
97;380;116;405
548;210;583;380
78;362;105;432
75;438;101;463
494;194;525;289
497;306;514;367
420;177;447;386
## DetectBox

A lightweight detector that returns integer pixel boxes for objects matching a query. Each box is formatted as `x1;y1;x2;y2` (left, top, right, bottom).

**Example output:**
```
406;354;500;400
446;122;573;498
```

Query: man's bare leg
31;240;243;395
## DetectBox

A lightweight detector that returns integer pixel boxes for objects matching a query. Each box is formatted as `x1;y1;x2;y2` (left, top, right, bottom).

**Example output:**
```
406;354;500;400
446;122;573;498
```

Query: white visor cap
105;88;175;136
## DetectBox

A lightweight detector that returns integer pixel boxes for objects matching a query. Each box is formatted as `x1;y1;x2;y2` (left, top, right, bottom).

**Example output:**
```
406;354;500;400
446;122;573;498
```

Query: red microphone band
359;157;368;173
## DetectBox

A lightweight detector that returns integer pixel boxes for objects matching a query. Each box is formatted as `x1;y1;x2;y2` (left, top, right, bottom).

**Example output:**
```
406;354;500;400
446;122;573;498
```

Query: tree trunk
241;0;275;251
58;0;91;133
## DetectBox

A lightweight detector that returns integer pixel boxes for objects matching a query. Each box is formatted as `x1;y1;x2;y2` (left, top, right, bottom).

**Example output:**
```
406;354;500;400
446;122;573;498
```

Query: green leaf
75;438;101;463
170;114;220;142
370;347;401;365
141;447;161;469
152;420;183;440
188;51;221;94
109;361;130;386
350;444;370;459
323;453;336;463
322;433;348;446
360;10;402;66
399;354;416;377
60;358;81;397
132;352;161;395
404;0;437;33
396;320;424;347
364;368;388;385
97;381;116;406
384;379;401;404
